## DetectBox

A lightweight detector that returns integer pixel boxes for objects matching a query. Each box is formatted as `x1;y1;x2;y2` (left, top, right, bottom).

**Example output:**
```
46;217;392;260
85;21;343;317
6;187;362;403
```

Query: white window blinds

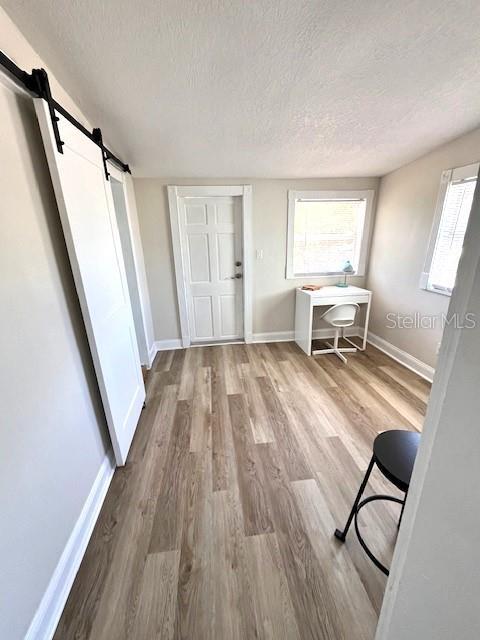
427;175;477;293
292;198;367;275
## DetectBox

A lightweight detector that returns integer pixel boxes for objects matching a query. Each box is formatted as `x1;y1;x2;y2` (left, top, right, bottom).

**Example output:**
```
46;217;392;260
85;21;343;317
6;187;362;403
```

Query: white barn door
180;196;243;343
35;99;145;465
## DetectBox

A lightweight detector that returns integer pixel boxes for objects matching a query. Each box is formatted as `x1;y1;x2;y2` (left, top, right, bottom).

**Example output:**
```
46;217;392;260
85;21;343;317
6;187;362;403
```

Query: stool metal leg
334;455;375;542
354;494;404;576
398;490;407;529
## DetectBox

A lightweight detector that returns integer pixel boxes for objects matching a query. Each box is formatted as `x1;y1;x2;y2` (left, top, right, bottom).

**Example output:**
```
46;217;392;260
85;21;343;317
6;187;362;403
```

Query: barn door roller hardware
30;68;64;153
92;128;110;180
0;49;130;175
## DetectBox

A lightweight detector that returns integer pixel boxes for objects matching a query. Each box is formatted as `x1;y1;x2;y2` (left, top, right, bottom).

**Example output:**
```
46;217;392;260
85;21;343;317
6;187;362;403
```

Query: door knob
235;261;242;267
235;273;243;279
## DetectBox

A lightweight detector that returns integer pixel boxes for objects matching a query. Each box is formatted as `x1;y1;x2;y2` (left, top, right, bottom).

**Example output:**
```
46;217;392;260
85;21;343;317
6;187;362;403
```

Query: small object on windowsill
336;260;355;287
302;284;322;291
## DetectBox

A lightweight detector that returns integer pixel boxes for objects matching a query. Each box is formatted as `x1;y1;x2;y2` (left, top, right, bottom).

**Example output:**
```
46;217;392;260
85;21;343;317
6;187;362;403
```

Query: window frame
420;162;479;297
285;189;375;279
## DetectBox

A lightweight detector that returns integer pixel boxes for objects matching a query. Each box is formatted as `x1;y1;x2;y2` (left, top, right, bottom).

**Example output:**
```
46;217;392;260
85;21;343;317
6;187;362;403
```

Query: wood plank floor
54;341;430;640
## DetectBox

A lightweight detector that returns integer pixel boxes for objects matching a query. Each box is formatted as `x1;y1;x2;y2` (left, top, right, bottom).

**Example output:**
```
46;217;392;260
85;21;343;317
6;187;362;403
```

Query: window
421;163;479;296
286;190;375;278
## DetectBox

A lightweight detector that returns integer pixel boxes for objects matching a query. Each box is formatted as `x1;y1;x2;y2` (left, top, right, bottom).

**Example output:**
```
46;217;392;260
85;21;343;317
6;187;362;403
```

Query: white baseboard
154;339;183;351
147;339;183;367
367;331;434;383
25;452;116;640
252;326;361;343
147;342;157;369
252;330;294;343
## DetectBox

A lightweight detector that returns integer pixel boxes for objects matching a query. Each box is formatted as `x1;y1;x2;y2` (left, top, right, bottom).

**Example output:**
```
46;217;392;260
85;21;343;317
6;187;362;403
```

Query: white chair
312;303;359;363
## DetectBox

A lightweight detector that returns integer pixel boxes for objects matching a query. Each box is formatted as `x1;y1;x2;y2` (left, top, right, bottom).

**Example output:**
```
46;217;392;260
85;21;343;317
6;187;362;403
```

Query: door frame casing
168;185;253;347
108;163;156;366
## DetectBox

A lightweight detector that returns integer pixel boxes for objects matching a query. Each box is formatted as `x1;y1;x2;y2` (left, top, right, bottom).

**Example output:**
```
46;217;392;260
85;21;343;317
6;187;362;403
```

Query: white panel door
180;196;243;342
34;99;145;465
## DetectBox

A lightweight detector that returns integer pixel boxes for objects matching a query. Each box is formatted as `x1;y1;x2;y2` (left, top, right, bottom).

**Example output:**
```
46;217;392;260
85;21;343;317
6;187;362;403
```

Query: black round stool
334;429;420;576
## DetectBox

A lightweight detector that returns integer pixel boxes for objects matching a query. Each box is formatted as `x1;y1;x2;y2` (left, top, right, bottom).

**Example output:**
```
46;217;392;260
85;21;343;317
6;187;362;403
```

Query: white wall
0;10;110;639
134;176;379;341
376;166;480;640
367;127;480;368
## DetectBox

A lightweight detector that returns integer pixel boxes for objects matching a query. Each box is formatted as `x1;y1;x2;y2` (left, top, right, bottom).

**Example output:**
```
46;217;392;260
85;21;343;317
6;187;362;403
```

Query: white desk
294;286;372;356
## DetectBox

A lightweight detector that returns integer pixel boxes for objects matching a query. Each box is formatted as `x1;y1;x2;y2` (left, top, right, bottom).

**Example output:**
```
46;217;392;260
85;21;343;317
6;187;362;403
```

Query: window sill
421;285;452;297
286;272;363;280
419;272;452;297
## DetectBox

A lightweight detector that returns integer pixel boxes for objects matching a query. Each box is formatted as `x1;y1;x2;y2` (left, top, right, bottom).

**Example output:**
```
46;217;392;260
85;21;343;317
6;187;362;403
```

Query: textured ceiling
3;0;480;177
